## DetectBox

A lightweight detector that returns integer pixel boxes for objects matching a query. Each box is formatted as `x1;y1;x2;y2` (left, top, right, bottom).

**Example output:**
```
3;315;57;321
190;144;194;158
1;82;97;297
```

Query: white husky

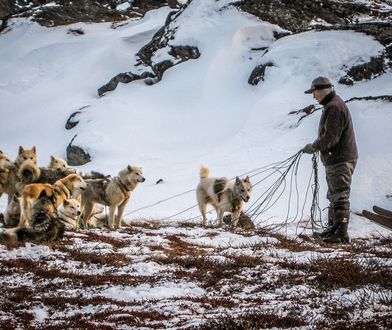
196;166;252;227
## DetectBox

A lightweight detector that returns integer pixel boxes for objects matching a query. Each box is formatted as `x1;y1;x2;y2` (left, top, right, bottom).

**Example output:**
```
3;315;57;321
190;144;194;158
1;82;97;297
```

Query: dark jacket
312;92;358;166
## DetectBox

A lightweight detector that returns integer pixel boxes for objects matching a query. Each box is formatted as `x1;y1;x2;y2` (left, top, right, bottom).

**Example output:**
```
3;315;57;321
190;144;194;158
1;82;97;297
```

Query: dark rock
66;135;91;166
97;71;155;95
248;62;274;86
0;0;13;19
67;28;85;36
152;60;175;79
10;0;174;27
338;76;354;86
343;56;385;82
65;111;81;130
169;45;201;61
273;30;291;40
156;178;164;184
235;0;375;34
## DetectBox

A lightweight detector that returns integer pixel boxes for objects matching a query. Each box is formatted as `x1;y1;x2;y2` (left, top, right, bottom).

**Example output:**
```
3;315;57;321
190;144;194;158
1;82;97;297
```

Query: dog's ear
127;165;133;173
50;155;55;162
63;199;69;206
18;146;24;154
38;189;49;199
244;176;250;183
235;176;241;184
32;146;36;154
0;150;3;155
12;194;19;202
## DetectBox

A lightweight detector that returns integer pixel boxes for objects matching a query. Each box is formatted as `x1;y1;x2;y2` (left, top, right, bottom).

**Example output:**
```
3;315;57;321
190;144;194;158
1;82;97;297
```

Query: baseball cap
304;76;333;94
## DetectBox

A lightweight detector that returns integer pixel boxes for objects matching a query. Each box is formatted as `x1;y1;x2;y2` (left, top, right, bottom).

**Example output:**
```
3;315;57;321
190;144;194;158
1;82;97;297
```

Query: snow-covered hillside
1;1;391;237
1;1;392;328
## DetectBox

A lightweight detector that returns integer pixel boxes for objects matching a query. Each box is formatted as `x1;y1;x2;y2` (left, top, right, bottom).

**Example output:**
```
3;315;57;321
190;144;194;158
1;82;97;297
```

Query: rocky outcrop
66;135;91;166
235;0;391;35
248;62;275;86
97;6;201;95
0;0;13;19
236;0;392;86
9;0;181;27
97;72;155;96
339;56;385;85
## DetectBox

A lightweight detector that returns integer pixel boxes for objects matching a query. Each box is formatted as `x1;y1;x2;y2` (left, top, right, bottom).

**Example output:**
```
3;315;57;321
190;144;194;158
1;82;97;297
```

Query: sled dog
4;194;21;228
57;199;81;230
15;146;37;168
19;173;87;227
0;148;40;204
0;151;12;198
79;165;145;229
57;199;104;230
196;165;252;227
0;189;64;244
48;156;69;171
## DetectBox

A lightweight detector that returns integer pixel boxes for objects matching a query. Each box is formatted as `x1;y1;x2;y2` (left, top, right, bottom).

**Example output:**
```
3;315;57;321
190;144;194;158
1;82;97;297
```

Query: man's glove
302;143;316;154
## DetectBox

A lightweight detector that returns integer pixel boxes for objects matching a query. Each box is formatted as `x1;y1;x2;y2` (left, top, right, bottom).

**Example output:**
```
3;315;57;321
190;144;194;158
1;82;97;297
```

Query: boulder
248;62;274;86
66;135;91;166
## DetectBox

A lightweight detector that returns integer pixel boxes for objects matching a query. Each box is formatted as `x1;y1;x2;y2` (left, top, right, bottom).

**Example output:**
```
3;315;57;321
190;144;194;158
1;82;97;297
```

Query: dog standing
79;165;145;229
0;147;39;204
196;166;252;227
19;173;87;228
15;146;37;168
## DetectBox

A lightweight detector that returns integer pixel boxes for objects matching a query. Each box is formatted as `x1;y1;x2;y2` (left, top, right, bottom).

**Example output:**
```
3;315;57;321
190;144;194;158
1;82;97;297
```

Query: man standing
303;77;358;243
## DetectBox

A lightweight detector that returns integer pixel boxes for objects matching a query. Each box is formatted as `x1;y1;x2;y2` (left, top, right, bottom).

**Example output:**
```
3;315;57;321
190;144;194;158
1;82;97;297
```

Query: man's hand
302;143;316;154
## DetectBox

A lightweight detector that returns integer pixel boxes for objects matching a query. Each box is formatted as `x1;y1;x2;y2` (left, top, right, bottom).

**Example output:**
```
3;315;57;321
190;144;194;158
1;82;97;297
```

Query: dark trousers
325;160;356;222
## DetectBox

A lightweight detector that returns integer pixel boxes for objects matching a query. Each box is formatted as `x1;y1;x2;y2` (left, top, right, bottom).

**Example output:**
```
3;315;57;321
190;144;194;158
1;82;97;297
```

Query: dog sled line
0;146;326;244
0;146;389;245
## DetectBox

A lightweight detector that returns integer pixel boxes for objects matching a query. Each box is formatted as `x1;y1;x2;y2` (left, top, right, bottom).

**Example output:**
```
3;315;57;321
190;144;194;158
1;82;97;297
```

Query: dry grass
0;221;391;329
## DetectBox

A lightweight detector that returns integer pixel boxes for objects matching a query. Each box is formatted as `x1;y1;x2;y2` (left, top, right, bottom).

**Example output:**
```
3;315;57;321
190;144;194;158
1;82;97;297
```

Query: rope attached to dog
124;151;324;232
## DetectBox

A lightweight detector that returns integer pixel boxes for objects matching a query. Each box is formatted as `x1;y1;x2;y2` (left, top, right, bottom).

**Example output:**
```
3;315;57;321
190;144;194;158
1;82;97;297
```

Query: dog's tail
200;165;209;179
18;159;41;183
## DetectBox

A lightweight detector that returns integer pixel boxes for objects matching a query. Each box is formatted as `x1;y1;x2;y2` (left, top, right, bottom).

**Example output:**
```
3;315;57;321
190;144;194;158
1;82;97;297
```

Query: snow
102;282;206;302
0;2;391;236
0;1;391;325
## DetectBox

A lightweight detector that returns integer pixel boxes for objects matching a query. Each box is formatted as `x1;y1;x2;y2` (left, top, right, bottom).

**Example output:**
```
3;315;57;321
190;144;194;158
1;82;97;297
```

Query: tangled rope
124;150;324;232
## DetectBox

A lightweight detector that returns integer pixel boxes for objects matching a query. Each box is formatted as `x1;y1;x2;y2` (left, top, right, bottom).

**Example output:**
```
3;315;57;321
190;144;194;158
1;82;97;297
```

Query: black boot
323;216;350;244
313;207;336;238
313;224;337;239
327;206;334;226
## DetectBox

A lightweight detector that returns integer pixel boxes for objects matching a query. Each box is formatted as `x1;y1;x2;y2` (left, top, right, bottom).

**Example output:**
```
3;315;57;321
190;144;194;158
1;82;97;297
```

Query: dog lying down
0;189;65;244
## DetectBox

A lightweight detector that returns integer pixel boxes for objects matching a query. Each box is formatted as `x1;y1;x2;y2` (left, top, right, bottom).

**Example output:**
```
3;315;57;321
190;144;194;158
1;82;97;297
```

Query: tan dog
48;156;69;171
0;147;39;204
15;146;37;168
19;173;87;227
0;150;12;199
0;150;11;169
79;165;145;229
196;166;252;227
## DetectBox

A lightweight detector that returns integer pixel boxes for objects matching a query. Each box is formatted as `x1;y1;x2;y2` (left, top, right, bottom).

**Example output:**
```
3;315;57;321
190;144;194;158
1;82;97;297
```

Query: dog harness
114;177;131;199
